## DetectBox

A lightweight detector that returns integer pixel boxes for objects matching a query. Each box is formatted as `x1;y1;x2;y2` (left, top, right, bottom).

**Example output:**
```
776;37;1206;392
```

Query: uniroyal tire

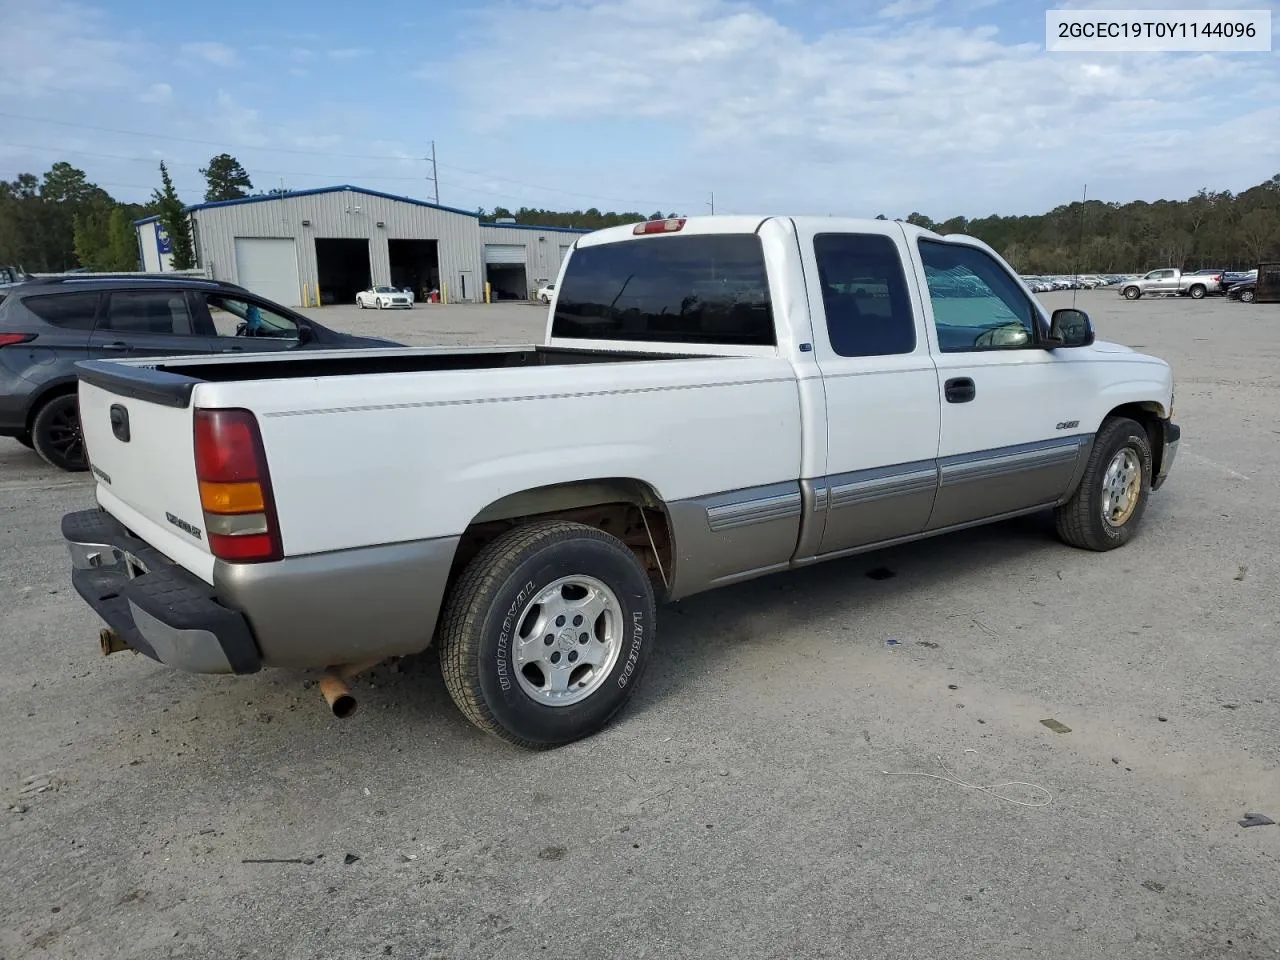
1055;417;1153;551
437;520;656;749
31;393;88;472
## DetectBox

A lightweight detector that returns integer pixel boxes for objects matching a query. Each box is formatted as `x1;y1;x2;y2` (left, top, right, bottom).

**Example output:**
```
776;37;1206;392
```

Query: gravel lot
2;290;1279;959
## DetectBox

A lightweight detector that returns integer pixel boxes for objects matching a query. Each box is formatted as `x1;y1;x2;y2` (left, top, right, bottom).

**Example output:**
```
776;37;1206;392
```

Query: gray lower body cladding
666;434;1097;600
62;507;459;673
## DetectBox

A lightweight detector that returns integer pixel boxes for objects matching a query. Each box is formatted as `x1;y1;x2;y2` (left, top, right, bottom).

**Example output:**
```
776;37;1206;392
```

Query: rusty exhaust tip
318;673;358;719
99;628;130;656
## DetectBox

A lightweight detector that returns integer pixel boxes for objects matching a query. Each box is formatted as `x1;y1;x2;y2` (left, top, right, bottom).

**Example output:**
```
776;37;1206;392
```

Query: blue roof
182;184;480;218
133;185;593;234
479;221;591;234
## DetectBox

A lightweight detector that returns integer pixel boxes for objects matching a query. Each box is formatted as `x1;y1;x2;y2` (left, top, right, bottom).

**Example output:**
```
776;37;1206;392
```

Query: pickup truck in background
62;216;1181;749
1119;268;1221;300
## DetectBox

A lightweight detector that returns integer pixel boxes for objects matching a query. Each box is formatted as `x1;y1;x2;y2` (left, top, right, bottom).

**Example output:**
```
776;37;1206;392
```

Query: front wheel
376;299;384;310
31;393;88;472
1055;417;1152;551
1189;284;1206;299
1123;286;1141;300
437;520;656;749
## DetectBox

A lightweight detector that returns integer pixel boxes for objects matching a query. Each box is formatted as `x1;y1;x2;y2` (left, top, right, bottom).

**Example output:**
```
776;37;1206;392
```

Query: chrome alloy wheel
512;575;623;707
1101;447;1142;527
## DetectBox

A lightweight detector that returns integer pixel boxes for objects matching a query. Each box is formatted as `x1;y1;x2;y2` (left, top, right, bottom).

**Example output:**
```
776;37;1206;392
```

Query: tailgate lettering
166;512;203;541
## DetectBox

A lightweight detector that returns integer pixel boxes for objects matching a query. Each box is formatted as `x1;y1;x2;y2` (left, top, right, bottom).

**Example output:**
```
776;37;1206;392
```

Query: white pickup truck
62;216;1181;748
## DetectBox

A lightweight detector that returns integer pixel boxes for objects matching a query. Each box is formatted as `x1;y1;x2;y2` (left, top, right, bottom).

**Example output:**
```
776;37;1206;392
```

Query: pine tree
151;162;194;269
200;154;254;202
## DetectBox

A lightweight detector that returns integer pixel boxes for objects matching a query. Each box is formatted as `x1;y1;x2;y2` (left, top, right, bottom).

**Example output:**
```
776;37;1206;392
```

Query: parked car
536;282;556;303
60;215;1180;748
1118;268;1220;300
0;265;29;300
0;275;400;471
355;285;412;309
1226;277;1256;302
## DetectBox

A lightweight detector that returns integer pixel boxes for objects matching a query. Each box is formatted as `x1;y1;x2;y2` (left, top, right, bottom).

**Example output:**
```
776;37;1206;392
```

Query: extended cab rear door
907;235;1093;530
792;220;941;556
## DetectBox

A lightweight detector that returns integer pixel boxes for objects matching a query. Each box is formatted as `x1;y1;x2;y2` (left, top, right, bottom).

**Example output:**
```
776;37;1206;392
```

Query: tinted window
813;233;915;357
551;234;774;346
102;291;193;335
205;295;299;339
22;292;100;330
918;240;1039;353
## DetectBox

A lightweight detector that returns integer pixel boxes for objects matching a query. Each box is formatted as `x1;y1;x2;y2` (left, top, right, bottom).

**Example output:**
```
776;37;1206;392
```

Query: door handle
945;377;976;403
99;341;130;352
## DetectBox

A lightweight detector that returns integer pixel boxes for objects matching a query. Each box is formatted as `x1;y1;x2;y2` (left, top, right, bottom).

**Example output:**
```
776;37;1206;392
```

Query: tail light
0;333;35;348
633;218;686;235
193;408;282;563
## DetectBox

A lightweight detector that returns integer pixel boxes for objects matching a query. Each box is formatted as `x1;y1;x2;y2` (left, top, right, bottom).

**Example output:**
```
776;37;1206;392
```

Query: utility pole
707;191;715;215
426;141;439;205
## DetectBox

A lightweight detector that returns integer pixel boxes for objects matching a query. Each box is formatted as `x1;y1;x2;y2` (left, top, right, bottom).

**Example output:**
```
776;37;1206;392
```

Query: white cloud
878;0;936;19
138;82;173;103
0;0;135;98
440;0;1278;215
181;41;238;66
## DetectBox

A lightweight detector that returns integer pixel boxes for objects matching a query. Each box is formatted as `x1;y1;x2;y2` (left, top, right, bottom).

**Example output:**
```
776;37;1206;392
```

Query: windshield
373;286;396;293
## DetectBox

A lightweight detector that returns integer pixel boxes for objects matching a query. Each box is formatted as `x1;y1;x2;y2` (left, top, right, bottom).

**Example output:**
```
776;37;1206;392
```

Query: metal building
134;185;589;307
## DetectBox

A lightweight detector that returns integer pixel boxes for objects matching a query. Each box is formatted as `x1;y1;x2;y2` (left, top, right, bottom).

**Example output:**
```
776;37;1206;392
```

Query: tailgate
77;372;214;584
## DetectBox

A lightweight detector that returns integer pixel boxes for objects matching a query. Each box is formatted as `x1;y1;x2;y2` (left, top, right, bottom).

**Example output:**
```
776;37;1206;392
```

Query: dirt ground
2;289;1278;959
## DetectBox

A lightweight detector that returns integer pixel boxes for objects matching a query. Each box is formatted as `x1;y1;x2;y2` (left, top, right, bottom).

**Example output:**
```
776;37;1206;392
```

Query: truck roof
575;215;949;248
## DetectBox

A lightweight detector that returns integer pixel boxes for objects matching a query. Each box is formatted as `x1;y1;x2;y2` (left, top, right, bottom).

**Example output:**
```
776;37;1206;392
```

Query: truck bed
79;344;702;398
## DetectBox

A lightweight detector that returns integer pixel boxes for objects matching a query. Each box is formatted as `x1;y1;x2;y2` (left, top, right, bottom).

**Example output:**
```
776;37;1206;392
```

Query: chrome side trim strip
701;482;804;532
939;436;1088;486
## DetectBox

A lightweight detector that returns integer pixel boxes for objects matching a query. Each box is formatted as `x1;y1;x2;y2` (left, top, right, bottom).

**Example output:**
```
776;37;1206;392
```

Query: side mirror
1047;308;1094;348
295;323;314;344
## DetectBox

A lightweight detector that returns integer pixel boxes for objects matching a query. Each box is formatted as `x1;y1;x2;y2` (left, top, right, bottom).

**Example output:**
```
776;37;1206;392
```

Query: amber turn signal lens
199;480;266;514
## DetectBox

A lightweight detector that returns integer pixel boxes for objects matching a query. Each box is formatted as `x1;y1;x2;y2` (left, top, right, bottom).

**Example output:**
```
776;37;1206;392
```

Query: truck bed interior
155;345;706;383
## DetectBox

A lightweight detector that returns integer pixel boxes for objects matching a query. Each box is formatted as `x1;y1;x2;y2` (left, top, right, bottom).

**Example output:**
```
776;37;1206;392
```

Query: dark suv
0;275;399;471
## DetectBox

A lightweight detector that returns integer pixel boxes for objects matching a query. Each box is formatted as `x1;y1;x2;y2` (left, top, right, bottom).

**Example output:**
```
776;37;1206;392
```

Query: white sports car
535;282;556;303
356;286;413;309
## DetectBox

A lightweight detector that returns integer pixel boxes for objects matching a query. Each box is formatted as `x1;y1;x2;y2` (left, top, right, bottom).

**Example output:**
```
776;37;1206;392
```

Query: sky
0;0;1276;220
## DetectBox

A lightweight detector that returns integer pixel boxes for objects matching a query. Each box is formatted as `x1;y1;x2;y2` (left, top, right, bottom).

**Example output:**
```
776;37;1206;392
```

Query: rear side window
551;234;775;346
21;293;100;330
101;291;194;335
813;233;916;357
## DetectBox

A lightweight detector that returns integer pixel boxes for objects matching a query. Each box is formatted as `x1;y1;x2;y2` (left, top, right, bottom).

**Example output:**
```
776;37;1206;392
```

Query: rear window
21;292;100;330
551;234;775;346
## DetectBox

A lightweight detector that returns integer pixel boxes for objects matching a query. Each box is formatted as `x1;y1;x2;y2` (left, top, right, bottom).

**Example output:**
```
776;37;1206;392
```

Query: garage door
234;238;300;307
484;244;526;265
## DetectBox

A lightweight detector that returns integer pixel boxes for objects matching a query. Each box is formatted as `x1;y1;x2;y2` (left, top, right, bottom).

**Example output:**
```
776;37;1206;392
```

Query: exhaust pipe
100;628;131;656
315;658;384;719
318;672;359;719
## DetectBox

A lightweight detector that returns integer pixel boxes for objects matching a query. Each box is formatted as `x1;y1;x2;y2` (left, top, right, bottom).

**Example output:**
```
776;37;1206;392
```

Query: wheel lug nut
550;651;561;664
568;651;578;663
555;615;566;627
544;635;554;645
579;633;588;643
573;615;583;626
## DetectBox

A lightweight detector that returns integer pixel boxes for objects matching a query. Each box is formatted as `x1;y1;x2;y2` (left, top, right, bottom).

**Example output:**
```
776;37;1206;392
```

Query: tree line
3;154;1277;276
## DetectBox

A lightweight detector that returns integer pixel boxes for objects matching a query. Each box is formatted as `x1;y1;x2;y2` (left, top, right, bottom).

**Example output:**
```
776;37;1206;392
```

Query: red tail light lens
193;409;282;563
633;218;687;235
0;333;35;348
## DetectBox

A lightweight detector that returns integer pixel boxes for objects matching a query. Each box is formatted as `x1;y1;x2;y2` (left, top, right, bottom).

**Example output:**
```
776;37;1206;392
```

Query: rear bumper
63;508;261;674
1153;419;1181;491
63;508;461;673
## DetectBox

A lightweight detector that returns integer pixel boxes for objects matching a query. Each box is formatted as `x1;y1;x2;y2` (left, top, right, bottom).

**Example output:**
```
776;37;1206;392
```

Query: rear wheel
1189;284;1206;299
31;393;88;472
357;297;365;309
1055;417;1152;551
437;520;656;749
